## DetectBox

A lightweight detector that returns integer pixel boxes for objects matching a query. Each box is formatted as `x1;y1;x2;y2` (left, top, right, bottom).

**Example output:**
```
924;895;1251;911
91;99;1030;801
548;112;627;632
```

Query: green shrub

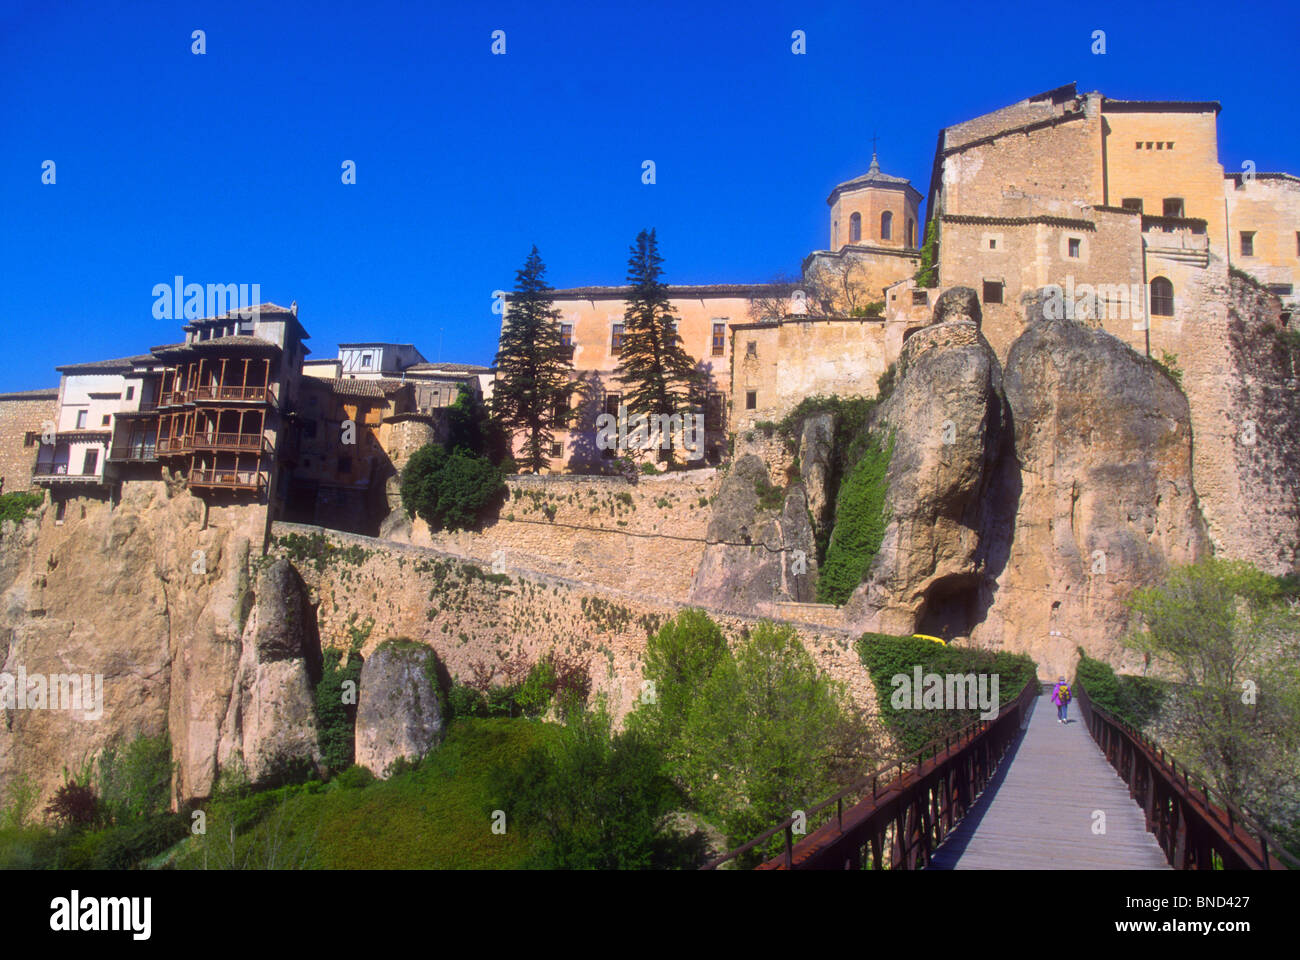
315;648;364;775
858;633;1038;756
97;732;173;823
490;702;699;869
0;491;43;529
333;764;376;789
401;443;507;532
816;432;893;604
753;475;786;512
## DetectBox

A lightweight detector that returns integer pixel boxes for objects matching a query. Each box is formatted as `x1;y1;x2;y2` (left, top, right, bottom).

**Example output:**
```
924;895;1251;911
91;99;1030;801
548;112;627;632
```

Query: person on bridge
1052;676;1072;723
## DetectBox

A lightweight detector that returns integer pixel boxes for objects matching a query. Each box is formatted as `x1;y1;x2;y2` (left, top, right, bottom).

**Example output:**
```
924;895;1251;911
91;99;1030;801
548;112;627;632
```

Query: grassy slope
173;717;558;870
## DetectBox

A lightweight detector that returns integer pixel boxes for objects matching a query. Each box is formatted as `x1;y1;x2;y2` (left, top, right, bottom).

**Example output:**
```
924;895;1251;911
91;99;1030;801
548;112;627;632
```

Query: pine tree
491;246;573;472
615;229;699;464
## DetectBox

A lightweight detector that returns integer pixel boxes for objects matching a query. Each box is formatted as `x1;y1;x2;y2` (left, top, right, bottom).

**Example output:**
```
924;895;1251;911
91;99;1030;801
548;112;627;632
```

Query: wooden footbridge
704;679;1295;870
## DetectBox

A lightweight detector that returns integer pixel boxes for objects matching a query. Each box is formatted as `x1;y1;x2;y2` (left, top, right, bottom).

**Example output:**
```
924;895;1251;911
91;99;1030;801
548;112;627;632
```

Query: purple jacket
1051;682;1071;705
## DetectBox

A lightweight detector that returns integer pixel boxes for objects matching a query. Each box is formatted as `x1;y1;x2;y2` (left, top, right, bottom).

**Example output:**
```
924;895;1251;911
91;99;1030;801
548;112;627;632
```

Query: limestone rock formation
0;480;261;808
931;285;982;326
217;558;323;787
974;314;1209;677
843;319;1009;636
689;454;817;612
354;640;445;777
798;412;835;538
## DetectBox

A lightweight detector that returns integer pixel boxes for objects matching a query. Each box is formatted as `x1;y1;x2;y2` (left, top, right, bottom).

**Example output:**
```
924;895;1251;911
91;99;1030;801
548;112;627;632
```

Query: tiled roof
403;362;490;374
328;377;408;398
55;354;154;374
191;336;282;351
0;388;58;400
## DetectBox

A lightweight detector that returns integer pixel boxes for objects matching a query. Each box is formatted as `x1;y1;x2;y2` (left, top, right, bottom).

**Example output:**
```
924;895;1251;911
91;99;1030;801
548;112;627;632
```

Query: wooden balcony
156;436;191;456
189;432;269;453
188;468;266;492
107;444;158;462
33;464;103;484
192;384;275;405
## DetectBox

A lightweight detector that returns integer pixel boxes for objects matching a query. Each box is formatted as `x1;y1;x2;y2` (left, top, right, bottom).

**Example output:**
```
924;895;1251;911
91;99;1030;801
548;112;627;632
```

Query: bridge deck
929;693;1170;870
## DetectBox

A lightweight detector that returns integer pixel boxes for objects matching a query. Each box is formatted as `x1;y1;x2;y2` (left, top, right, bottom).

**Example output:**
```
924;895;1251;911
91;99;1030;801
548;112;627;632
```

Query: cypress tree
491;246;573;472
616;229;699;464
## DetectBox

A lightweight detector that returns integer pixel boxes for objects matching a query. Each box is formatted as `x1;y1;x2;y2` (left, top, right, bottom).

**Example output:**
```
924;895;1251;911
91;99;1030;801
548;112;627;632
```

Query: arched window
849;213;861;243
881;211;893;240
906;218;915;247
1150;277;1174;317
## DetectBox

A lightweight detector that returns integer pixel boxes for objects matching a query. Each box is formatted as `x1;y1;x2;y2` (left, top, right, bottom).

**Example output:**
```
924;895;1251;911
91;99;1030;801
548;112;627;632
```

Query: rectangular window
360;353;373;368
101;414;110;426
76;410;87;429
1121;198;1143;213
55;500;66;523
560;324;572;347
712;322;726;356
604;393;621;417
706;392;725;429
745;390;756;410
611;324;624;354
1068;238;1081;258
982;281;1003;304
1162;198;1184;218
912;290;928;306
82;449;98;475
988;238;997;249
24;431;38;447
746;340;757;358
126;386;135;400
1241;231;1255;257
550;442;562;459
1267;284;1293;296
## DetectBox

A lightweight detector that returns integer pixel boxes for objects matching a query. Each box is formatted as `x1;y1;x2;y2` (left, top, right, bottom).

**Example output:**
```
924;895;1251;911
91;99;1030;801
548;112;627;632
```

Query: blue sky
1;0;1295;390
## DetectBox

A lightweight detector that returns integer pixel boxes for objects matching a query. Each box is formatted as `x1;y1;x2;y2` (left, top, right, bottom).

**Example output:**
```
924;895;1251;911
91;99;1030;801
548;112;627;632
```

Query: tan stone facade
0;390;57;494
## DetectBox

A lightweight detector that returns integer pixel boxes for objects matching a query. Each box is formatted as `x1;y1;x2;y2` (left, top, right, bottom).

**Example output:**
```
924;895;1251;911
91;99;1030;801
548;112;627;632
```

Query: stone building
0;389;58;494
23;304;310;525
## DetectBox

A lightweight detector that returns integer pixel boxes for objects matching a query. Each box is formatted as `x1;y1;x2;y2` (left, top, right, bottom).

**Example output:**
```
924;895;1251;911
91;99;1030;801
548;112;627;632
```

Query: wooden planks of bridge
927;693;1171;870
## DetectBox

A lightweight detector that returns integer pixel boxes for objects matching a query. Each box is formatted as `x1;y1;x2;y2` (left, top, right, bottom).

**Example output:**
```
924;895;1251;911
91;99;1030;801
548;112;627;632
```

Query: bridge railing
703;678;1039;870
1074;680;1297;870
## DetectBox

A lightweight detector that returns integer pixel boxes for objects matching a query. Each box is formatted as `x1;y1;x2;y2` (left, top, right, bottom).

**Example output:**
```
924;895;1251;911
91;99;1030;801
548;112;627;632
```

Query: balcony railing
157;436;191;455
108;444;158;462
188;468;266;491
33;464;102;482
189;432;267;453
192;384;275;404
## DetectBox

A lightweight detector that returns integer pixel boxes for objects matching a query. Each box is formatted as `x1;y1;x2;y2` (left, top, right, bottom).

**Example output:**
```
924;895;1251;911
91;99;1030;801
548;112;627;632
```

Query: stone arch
849;212;862;243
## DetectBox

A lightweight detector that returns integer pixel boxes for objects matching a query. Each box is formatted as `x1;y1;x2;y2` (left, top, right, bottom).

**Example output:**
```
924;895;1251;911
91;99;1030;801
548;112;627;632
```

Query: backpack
1057;683;1071;703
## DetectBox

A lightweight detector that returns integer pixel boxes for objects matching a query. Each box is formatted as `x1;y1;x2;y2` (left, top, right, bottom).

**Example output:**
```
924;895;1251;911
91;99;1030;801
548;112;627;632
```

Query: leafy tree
96;733;174;823
616;229;700;464
491;246;574;472
400;443;506;532
627;609;729;767
492;701;700;869
1124;558;1300;838
447;383;509;464
676;622;851;857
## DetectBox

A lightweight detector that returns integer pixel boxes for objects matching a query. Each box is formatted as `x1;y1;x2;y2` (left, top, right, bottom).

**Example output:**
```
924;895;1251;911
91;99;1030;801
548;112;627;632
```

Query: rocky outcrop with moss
354;639;445;777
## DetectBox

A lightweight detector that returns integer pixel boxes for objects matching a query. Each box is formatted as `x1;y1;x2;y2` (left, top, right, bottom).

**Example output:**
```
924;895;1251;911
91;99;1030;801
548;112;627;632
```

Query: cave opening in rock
915;574;982;640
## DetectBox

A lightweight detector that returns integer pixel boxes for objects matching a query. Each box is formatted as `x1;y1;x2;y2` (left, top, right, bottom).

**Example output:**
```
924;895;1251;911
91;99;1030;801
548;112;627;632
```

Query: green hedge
1074;650;1166;730
858;633;1038;755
